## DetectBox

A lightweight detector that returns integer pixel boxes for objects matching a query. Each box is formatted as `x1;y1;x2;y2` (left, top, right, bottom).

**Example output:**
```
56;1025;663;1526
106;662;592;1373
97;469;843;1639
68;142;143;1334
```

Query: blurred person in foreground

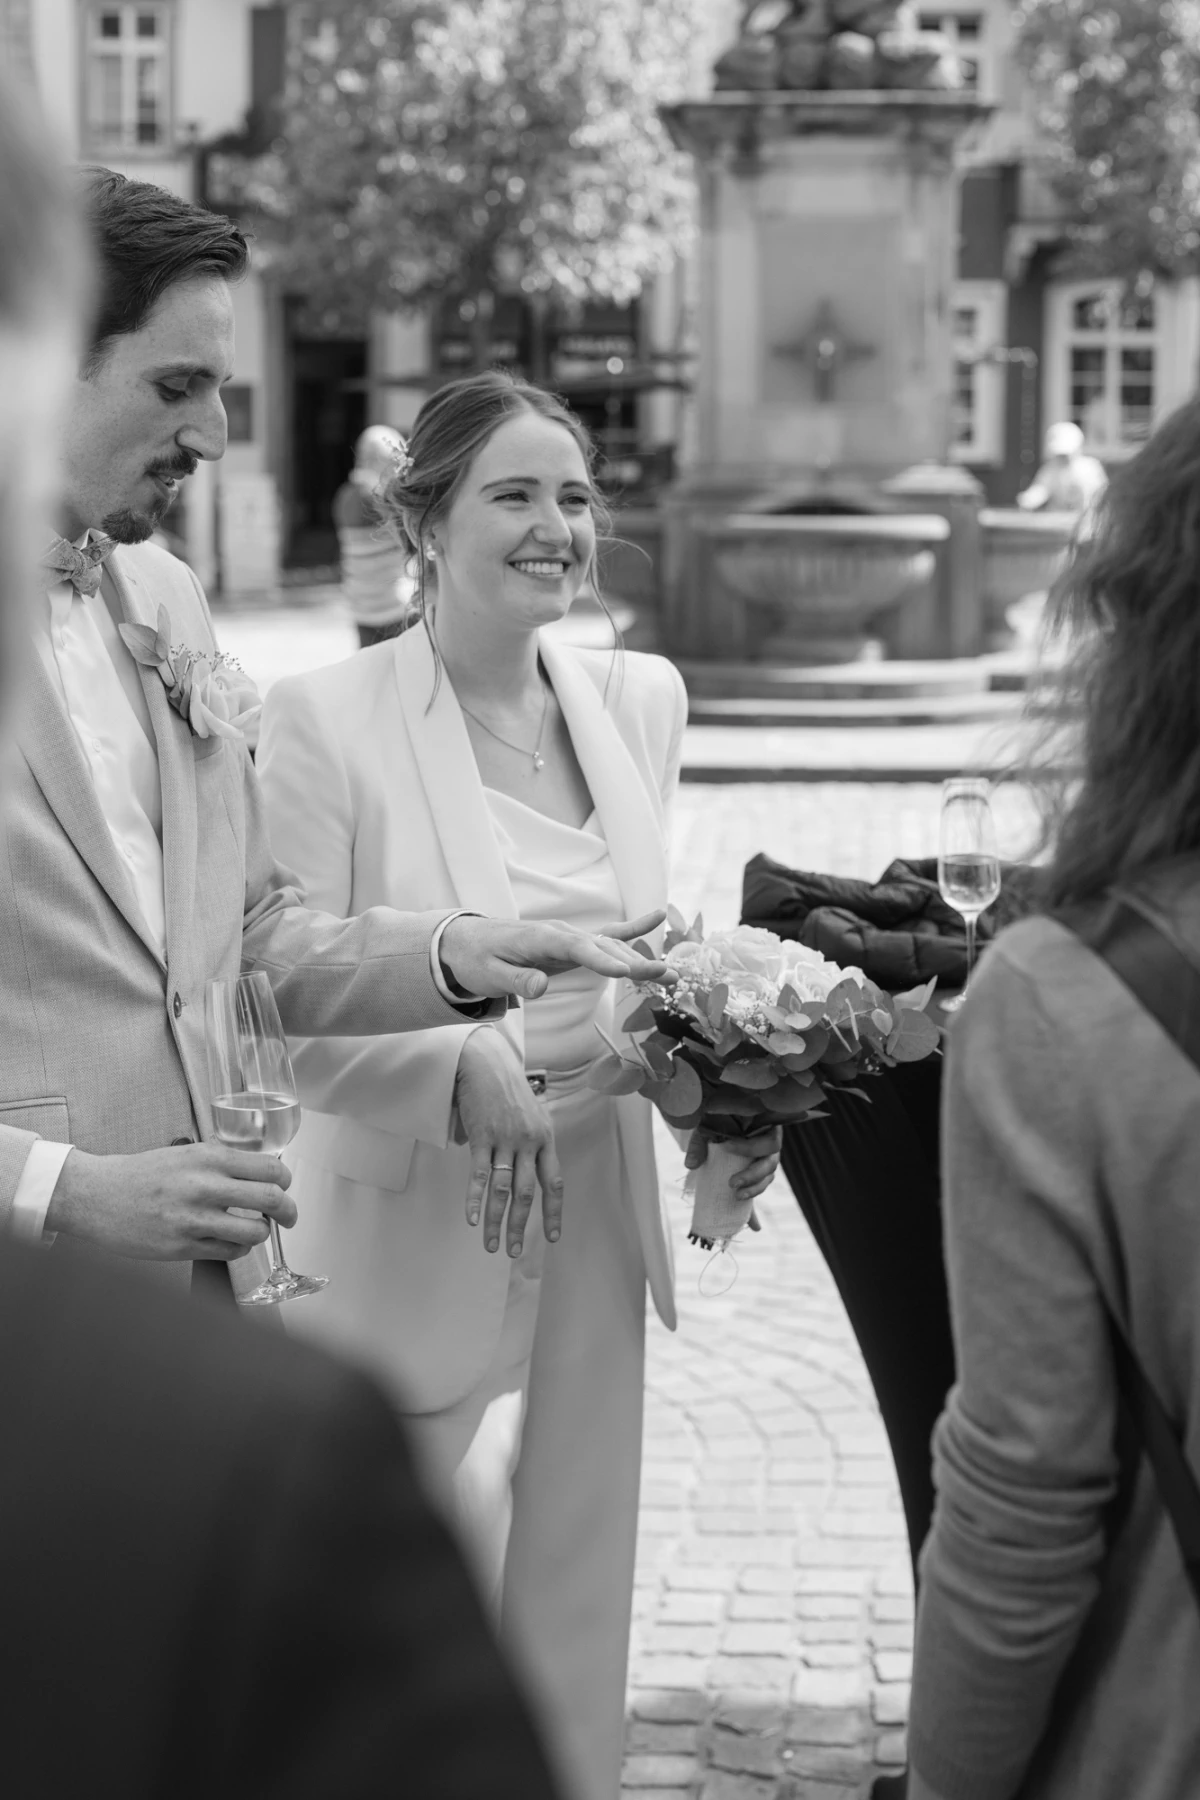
0;79;561;1800
4;163;673;1302
907;400;1200;1798
334;423;413;646
1016;419;1107;517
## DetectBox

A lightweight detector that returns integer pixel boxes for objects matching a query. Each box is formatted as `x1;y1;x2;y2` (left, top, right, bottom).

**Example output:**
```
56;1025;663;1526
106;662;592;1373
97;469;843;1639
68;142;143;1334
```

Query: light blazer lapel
18;650;162;960
107;551;197;974
538;635;668;935
393;624;518;919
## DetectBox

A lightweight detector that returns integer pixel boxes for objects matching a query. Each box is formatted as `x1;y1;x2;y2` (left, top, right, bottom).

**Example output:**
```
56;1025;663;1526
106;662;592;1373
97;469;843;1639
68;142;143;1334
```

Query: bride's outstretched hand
438;910;674;1003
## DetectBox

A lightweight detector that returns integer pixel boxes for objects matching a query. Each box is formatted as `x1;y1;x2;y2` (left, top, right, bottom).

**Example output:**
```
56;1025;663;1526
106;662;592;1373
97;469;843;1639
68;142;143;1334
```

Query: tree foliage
226;0;696;355
1014;0;1200;279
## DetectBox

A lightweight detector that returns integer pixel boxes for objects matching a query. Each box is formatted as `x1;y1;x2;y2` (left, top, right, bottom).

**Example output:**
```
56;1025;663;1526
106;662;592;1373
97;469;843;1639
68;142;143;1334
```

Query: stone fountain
659;0;992;669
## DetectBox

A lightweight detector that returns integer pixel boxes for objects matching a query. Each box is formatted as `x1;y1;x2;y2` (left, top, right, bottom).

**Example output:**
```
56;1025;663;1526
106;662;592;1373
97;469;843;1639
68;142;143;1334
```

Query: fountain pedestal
660;91;991;664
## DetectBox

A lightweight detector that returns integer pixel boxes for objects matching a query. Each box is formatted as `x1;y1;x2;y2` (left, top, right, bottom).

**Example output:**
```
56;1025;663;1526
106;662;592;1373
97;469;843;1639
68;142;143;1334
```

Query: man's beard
101;452;198;544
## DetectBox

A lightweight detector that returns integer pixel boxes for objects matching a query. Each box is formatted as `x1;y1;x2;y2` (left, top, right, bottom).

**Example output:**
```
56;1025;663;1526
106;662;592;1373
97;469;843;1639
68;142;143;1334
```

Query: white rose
665;940;723;982
703;924;787;985
778;940;865;1006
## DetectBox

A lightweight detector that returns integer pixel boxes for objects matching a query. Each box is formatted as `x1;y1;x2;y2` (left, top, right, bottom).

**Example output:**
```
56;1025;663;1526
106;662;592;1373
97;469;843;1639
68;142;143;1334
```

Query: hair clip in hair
390;439;415;483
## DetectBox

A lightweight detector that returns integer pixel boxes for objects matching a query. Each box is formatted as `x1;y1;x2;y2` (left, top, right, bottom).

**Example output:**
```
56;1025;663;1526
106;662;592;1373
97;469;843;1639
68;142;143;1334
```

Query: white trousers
405;1085;647;1800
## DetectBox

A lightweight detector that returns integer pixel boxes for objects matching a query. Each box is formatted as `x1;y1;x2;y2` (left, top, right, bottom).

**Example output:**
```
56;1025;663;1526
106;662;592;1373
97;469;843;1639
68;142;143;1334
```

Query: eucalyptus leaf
706;983;729;1028
587;1053;646;1096
893;977;938;1013
118;621;167;667
658;1058;704;1119
766;1029;808;1057
825;977;870;1014
666;903;688;936
621;998;658;1034
762;1080;829;1116
887;1007;941;1063
719;1060;778;1090
641;1041;675;1080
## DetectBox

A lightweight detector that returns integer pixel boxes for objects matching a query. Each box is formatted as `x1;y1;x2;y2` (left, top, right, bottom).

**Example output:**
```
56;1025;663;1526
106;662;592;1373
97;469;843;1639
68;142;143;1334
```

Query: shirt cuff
430;910;485;1003
10;1138;72;1246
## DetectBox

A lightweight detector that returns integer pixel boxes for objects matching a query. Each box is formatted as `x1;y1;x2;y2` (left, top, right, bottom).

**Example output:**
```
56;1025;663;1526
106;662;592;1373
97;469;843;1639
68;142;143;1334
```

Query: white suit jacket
257;624;687;1410
0;544;485;1299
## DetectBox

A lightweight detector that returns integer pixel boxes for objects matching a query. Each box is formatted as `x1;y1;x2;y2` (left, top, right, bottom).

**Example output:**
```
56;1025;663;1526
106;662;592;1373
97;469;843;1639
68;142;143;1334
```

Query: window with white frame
916;6;992;96
81;3;174;154
1046;282;1161;456
950;281;1007;466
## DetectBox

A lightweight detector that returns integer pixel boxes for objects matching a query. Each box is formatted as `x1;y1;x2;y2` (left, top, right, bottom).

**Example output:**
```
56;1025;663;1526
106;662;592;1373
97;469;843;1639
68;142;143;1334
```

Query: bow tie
43;534;116;599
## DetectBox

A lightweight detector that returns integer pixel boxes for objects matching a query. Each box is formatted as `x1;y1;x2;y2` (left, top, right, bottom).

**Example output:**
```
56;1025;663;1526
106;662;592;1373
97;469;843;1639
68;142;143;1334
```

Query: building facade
7;0;1197;587
939;0;1200;502
7;0;286;590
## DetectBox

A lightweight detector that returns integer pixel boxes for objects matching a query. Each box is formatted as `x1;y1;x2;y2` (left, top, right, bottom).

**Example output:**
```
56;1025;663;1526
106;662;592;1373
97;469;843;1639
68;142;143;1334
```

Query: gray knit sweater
908;906;1200;1800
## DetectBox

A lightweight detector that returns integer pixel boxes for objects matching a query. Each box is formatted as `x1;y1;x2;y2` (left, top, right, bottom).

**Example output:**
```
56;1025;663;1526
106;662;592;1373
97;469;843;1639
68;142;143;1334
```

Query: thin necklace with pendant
459;675;551;772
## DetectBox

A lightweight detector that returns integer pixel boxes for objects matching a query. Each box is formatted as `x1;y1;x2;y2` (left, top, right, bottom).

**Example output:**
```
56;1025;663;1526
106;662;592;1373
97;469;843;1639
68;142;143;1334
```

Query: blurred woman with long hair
907;398;1200;1800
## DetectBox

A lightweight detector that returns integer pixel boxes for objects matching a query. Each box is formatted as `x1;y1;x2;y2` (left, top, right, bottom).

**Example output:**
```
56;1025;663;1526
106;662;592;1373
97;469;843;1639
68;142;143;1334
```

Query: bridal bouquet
588;914;941;1251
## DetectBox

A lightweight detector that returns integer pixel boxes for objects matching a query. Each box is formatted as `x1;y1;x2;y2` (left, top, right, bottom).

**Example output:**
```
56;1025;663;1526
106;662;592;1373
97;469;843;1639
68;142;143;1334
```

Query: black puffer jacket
741;852;1043;991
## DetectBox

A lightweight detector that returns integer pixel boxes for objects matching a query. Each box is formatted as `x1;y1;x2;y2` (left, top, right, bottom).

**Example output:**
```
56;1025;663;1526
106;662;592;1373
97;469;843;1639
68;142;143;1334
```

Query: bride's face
431;413;596;630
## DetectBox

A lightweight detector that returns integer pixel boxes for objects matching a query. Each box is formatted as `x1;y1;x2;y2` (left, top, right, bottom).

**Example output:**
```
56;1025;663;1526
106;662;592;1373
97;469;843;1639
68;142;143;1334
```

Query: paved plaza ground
218;600;1040;1799
628;782;1036;1800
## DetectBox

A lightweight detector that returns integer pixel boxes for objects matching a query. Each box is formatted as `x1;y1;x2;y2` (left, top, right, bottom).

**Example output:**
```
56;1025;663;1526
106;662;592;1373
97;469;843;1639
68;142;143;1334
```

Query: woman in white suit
257;373;779;1800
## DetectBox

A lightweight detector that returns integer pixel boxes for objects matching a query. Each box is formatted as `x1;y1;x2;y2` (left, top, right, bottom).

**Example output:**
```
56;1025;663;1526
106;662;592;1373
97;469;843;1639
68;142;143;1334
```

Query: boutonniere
119;605;261;744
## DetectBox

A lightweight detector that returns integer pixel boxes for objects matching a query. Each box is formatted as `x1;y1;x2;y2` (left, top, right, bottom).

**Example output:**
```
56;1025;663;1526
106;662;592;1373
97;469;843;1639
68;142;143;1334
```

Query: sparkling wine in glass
938;777;1002;1014
205;971;328;1305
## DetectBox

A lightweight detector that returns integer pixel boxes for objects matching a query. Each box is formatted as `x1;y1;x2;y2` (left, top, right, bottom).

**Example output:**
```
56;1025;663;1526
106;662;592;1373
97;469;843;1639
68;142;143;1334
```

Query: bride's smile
429;411;596;629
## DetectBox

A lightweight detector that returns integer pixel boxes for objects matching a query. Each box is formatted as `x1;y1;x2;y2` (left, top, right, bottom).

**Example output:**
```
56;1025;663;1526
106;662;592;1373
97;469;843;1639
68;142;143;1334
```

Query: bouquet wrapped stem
588;913;943;1256
686;1137;758;1251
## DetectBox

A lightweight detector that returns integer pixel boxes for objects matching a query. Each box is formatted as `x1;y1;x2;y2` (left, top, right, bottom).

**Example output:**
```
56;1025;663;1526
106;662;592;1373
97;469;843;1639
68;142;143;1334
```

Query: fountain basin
979;509;1080;648
700;512;949;664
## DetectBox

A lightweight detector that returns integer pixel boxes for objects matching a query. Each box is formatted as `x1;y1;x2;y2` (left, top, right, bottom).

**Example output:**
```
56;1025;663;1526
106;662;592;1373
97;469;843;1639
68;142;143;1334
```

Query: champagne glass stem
268;1219;292;1280
965;913;977;987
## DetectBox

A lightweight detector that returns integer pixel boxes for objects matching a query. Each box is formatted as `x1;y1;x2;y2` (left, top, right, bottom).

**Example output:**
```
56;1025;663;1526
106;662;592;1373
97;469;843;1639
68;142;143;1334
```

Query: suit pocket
0;1096;71;1142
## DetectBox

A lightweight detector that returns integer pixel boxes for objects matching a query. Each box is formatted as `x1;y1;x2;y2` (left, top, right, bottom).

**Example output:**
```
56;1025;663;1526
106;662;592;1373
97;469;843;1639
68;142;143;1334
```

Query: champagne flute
205;971;328;1305
938;777;1001;1014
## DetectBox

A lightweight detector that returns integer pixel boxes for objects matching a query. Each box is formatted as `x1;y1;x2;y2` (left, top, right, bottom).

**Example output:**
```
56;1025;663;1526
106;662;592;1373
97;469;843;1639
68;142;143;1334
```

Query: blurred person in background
0;73;562;1800
908;399;1200;1799
1017;419;1107;517
334;423;413;646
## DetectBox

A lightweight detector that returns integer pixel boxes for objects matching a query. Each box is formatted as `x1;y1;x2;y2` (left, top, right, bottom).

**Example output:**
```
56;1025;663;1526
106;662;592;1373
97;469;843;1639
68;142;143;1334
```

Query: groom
4;167;665;1299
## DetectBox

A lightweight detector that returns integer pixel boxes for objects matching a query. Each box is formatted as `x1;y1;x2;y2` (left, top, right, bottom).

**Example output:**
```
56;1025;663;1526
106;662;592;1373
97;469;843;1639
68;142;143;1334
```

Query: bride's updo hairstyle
380;369;614;634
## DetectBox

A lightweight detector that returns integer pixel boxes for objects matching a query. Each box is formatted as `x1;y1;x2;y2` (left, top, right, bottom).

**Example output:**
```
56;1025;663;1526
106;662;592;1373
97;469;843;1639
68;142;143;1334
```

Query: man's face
59;274;234;543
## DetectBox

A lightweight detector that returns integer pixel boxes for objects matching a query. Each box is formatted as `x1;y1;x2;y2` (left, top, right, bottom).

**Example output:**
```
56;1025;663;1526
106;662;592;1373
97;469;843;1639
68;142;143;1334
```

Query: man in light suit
7;166;667;1299
0;82;564;1798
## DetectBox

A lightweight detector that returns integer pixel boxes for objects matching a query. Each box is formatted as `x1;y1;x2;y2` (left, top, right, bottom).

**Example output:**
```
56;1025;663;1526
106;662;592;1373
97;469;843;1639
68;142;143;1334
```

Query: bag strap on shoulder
1055;889;1200;1607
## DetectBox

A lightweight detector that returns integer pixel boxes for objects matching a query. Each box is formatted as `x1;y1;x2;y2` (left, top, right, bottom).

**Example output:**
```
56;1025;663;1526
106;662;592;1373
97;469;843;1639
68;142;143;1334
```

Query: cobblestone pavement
626;783;1039;1800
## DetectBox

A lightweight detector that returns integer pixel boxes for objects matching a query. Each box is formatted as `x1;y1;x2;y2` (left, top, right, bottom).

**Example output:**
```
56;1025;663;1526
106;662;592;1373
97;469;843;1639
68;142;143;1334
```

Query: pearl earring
425;545;437;562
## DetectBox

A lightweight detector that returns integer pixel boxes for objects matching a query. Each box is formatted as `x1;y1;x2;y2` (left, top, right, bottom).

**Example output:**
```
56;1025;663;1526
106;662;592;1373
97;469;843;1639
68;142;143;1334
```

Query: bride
257;372;779;1800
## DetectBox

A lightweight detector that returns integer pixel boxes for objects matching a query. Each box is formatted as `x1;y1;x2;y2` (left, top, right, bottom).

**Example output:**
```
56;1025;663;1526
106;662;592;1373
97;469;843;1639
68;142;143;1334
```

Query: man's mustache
146;453;199;481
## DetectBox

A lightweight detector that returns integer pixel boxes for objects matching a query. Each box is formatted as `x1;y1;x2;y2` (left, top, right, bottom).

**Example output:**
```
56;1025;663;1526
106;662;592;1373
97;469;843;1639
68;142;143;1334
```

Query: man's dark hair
80;168;248;370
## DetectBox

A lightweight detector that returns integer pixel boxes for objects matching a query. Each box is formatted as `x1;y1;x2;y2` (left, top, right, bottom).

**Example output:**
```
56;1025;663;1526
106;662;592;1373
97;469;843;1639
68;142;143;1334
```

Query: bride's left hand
684;1125;783;1210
